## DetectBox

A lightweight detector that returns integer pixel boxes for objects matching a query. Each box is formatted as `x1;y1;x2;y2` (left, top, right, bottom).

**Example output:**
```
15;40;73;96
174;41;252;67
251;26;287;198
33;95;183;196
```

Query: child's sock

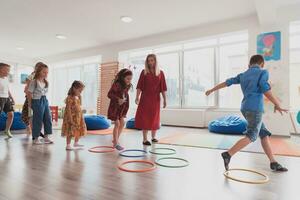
270;162;288;172
221;152;231;171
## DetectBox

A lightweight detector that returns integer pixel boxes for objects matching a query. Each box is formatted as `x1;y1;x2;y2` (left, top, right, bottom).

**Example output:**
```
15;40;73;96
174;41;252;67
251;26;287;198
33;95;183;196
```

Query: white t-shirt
0;77;9;98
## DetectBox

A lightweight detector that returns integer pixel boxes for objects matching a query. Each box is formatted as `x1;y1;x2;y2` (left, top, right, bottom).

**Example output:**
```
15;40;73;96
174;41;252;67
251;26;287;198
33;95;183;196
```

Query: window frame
118;30;249;110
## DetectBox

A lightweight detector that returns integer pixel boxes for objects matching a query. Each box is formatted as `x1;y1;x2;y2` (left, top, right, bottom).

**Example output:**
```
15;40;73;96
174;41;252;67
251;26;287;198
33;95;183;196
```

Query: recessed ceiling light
16;47;24;50
120;16;133;23
56;34;67;40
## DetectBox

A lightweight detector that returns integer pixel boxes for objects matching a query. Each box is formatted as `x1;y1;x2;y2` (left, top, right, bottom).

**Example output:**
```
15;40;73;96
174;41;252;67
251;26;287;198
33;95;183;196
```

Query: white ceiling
0;0;299;60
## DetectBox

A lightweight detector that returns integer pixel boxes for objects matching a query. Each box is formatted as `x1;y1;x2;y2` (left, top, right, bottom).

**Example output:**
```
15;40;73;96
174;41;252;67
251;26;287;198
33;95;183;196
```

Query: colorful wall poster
257;31;281;61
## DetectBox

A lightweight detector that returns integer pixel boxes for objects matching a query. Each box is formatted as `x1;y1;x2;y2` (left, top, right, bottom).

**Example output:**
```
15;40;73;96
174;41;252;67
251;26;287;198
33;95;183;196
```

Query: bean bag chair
0;112;27;131
297;111;300;124
208;115;247;135
84;115;111;130
126;118;138;129
126;118;161;130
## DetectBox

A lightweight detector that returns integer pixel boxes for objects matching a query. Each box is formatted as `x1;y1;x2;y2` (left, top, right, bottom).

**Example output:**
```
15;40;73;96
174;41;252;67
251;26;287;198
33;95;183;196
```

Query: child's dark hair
113;68;133;89
33;62;49;88
68;80;85;96
0;63;10;68
249;55;264;66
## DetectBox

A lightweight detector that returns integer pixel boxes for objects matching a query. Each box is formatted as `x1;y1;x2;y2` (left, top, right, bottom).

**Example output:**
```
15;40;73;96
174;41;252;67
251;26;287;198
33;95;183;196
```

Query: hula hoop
119;149;147;157
223;168;269;184
88;146;115;153
155;157;189;168
149;147;176;155
118;160;156;173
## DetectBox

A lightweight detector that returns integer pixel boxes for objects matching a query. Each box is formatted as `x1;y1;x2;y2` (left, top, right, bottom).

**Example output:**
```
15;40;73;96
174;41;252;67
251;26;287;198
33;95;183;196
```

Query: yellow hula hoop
223;168;269;184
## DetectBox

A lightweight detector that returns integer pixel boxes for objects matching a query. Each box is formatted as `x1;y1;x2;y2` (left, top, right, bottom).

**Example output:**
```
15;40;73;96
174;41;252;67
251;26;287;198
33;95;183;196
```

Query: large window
119;31;248;109
51;56;101;114
290;21;300;109
183;48;215;107
157;52;180;107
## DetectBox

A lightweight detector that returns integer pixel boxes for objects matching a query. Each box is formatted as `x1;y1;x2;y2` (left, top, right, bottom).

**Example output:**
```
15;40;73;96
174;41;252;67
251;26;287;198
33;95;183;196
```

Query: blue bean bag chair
0;112;27;131
84;115;111;130
126;118;161;130
126;118;137;129
297;111;300;124
208;115;247;135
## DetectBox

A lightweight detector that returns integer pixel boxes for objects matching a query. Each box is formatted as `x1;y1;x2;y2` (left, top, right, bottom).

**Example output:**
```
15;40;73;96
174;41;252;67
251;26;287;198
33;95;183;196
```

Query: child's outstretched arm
205;82;227;96
264;91;288;115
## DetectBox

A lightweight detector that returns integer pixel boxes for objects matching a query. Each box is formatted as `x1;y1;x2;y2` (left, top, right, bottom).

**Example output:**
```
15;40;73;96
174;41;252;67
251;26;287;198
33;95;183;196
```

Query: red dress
135;70;167;130
107;83;129;121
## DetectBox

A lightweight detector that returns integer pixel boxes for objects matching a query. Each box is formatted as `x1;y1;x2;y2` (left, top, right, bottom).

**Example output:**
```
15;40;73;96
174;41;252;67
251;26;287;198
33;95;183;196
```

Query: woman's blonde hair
144;54;160;76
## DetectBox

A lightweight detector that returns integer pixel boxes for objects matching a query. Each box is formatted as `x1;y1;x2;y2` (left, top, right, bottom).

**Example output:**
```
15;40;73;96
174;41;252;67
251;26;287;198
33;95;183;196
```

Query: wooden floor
0;127;300;200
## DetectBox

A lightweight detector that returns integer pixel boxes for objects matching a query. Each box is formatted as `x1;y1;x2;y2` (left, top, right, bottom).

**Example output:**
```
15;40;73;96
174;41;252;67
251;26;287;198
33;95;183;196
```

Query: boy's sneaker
221;152;231;171
4;130;13;139
270;162;288;172
33;139;43;145
43;137;54;144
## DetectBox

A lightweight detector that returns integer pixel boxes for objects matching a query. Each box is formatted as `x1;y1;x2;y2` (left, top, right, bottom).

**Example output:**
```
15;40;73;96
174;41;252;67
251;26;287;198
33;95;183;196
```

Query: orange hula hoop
118;160;156;173
88;146;115;153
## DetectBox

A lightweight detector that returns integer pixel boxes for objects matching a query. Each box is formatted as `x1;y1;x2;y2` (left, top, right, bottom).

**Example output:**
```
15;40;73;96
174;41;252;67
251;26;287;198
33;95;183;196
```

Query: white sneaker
43;137;54;144
66;145;73;151
33;139;43;145
74;143;84;148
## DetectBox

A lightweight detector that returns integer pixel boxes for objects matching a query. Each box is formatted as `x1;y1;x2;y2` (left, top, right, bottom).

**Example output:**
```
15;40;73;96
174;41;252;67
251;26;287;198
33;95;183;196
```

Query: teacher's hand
163;100;167;108
135;97;140;105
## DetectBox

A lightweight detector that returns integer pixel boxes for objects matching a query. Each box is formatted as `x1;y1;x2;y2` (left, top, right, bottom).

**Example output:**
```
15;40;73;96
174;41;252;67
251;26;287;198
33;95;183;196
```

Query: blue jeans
242;111;271;142
31;96;52;139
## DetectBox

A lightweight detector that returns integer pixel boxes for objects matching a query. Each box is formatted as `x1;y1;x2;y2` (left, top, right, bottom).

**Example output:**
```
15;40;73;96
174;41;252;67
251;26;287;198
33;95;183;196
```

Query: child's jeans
31;96;52;139
241;111;271;142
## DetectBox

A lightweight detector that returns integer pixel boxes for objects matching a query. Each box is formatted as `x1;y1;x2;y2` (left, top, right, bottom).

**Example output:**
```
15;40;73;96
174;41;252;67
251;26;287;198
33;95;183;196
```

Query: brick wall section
97;62;119;116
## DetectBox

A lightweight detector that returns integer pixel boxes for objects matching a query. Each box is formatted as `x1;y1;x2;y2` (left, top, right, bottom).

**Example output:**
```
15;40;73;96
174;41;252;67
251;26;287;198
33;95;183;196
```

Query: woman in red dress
107;69;133;150
135;54;167;145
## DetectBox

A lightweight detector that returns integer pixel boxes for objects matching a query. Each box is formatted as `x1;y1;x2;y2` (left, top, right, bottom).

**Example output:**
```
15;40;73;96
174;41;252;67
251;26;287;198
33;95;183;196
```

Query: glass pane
183;48;215;107
157;53;180;107
290;63;300;109
218;43;248;108
82;64;98;114
53;68;69;107
290;35;300;49
67;66;81;86
128;57;146;112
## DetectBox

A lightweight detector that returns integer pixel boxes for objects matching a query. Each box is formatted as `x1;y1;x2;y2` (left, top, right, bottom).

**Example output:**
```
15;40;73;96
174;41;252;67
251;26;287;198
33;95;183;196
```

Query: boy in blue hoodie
206;55;288;172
